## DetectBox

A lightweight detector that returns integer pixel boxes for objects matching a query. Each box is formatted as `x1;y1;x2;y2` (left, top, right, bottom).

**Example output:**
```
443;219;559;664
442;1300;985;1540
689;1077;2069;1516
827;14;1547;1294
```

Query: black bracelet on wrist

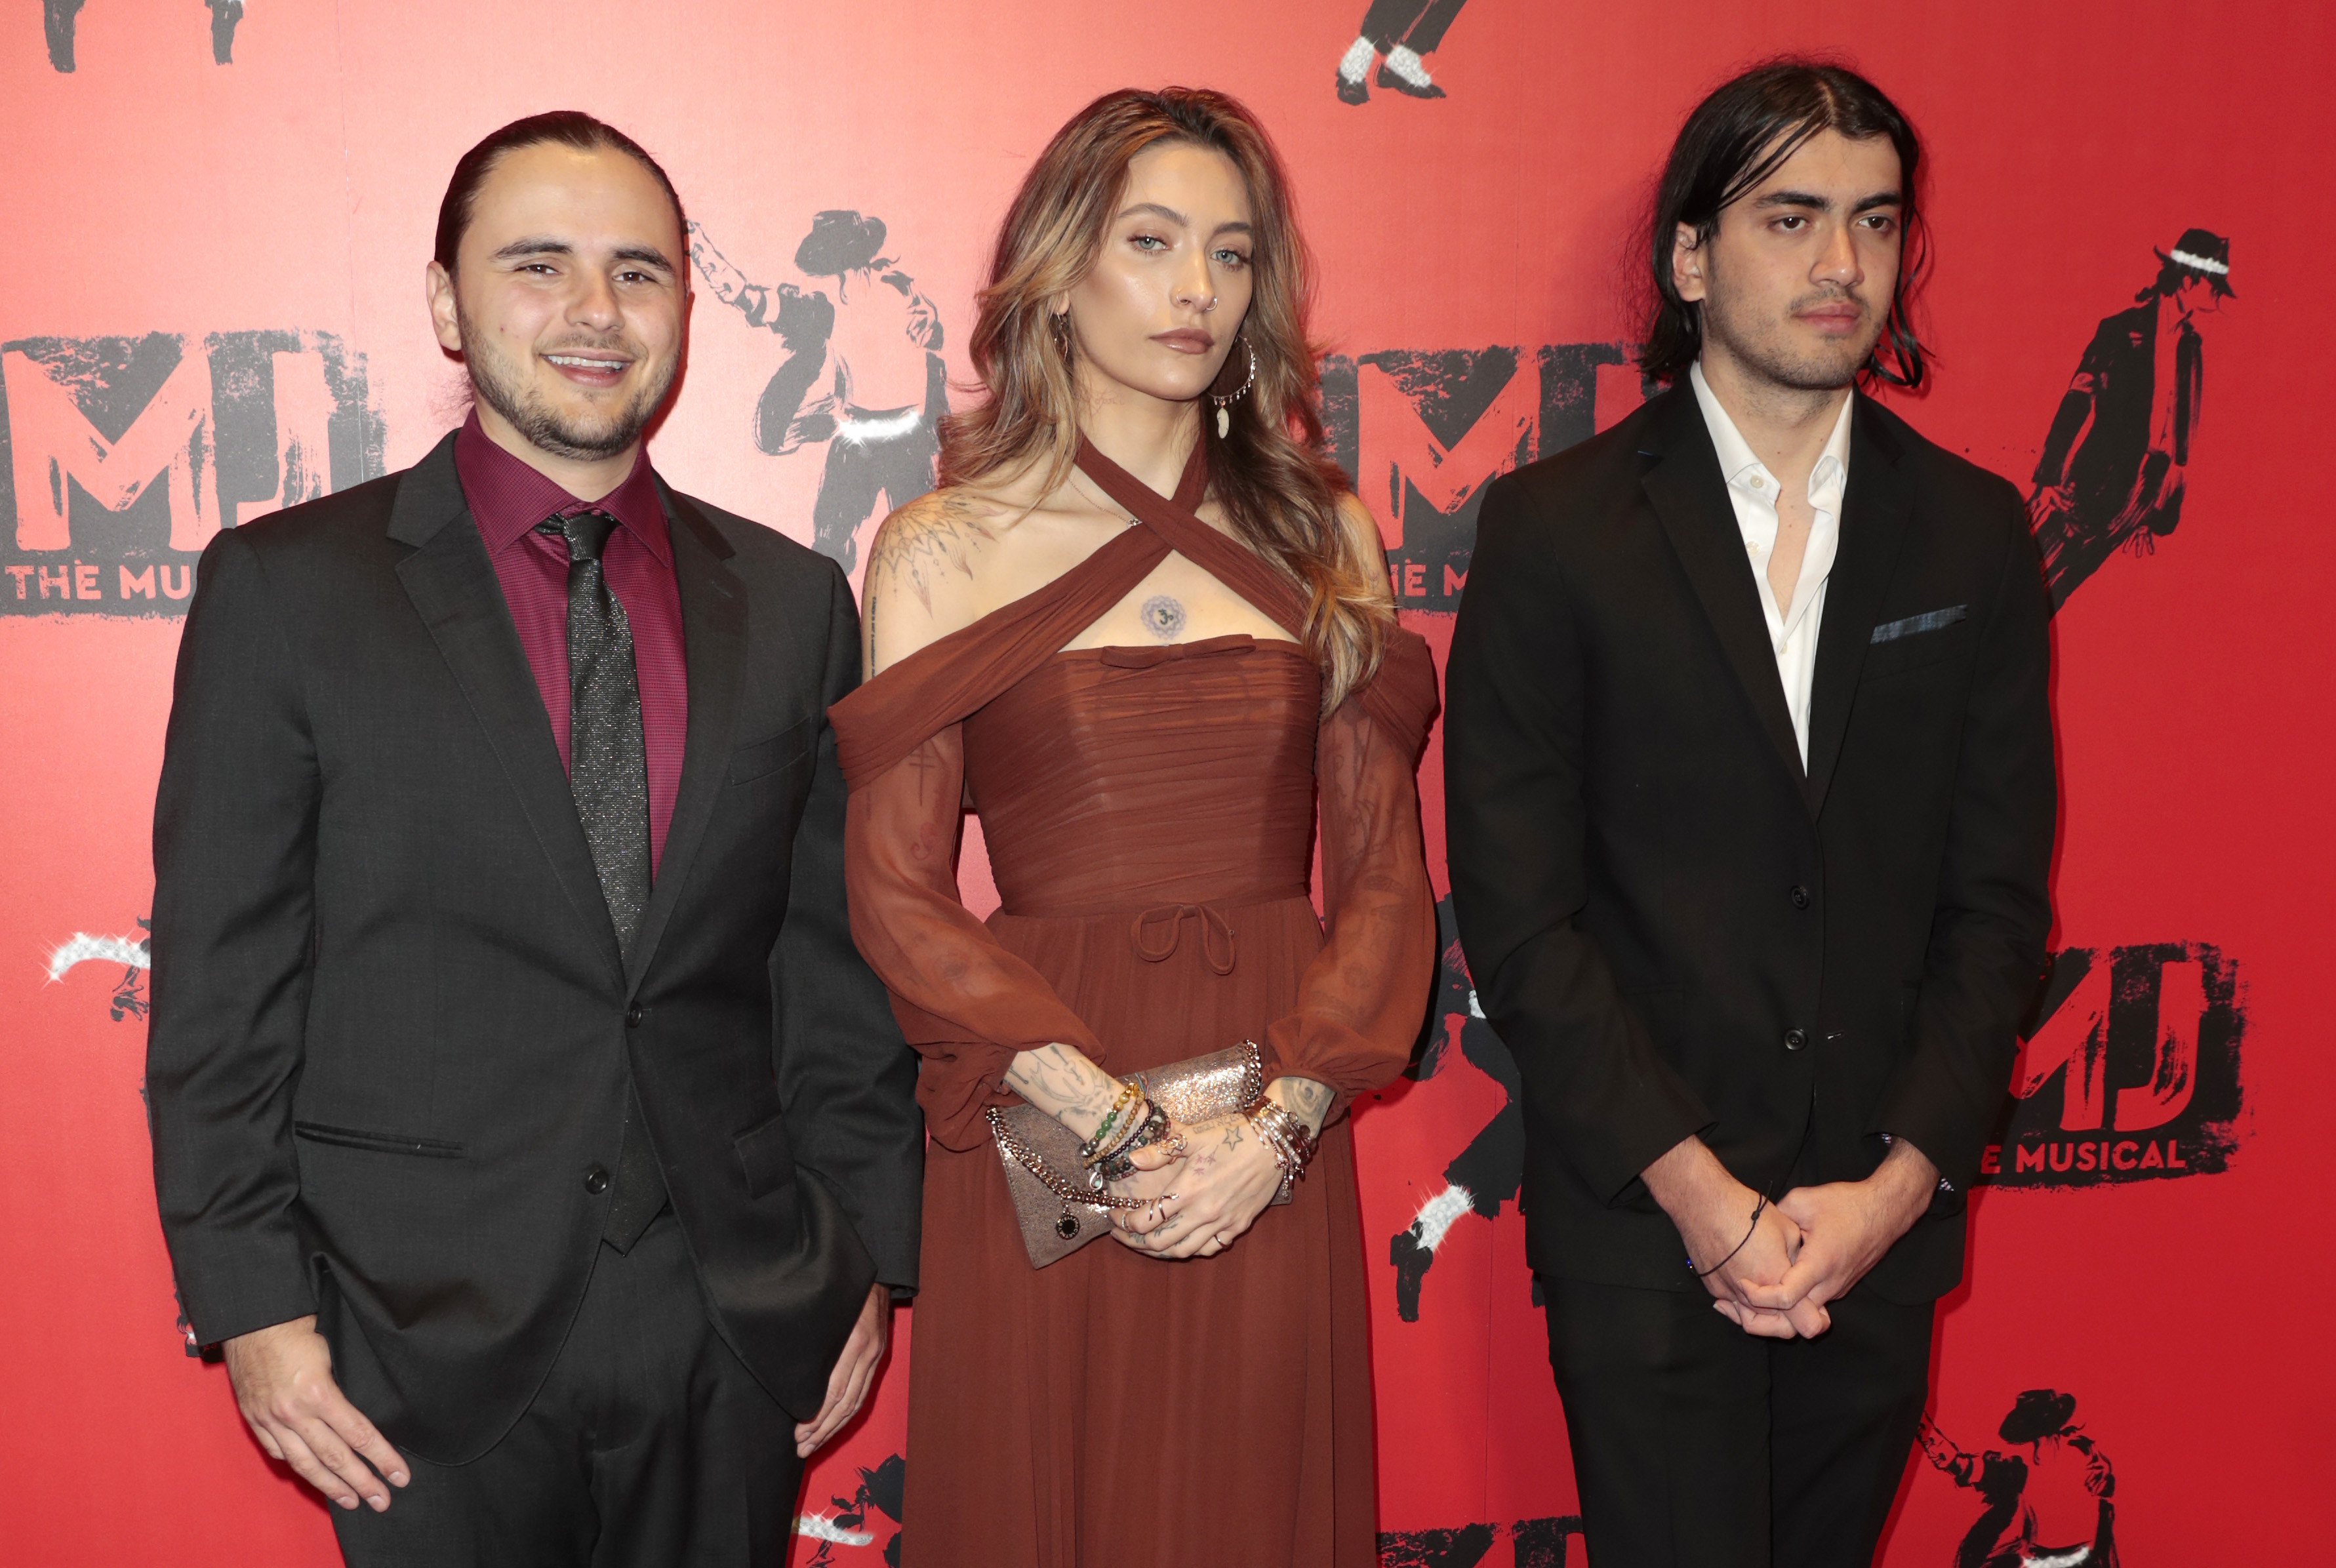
1686;1193;1768;1277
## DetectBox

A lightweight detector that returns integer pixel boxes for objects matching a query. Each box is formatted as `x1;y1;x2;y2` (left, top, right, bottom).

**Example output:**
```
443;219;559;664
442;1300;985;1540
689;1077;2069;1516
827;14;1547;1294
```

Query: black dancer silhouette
693;212;945;575
2030;229;2232;611
1922;1391;2118;1568
1388;895;1525;1322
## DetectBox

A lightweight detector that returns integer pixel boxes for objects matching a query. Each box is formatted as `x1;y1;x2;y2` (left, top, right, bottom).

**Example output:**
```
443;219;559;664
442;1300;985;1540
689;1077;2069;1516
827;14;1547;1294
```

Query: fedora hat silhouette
2157;227;2235;297
1998;1388;2079;1444
796;211;888;277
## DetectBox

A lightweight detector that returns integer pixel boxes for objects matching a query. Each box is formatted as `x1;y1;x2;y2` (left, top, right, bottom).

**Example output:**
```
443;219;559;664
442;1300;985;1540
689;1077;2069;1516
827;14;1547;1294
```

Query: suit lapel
1804;397;1914;817
388;433;626;986
1639;390;1810;801
623;489;746;996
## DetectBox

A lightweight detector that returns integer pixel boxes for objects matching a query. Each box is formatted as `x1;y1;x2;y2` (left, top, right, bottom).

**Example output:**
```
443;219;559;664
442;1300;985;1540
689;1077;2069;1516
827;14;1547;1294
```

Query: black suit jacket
148;432;922;1461
1445;386;2054;1303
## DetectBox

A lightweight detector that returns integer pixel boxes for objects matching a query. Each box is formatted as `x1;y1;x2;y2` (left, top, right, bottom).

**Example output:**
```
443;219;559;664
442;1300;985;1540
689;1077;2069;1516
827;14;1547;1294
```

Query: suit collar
1802;395;1914;816
1638;384;1811;799
621;487;745;994
386;430;468;548
390;437;628;986
388;444;751;994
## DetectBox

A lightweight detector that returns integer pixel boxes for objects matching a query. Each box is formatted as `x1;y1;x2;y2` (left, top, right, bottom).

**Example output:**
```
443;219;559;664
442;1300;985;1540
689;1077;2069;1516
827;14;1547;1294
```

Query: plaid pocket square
1870;605;1967;645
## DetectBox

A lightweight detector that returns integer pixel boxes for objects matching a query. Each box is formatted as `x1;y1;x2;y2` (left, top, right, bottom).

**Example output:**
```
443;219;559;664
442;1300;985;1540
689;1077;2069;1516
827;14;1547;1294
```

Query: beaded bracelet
1091;1100;1172;1186
1077;1079;1143;1166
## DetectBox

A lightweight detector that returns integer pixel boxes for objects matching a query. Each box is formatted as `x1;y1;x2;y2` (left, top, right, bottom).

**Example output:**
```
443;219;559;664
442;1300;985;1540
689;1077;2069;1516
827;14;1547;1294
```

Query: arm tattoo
1274;1075;1334;1133
865;491;995;630
1003;1041;1118;1136
1139;595;1186;641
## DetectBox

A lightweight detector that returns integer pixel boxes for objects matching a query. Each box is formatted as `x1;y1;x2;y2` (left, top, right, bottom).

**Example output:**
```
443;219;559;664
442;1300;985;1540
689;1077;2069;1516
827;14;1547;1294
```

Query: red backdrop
3;3;2325;1562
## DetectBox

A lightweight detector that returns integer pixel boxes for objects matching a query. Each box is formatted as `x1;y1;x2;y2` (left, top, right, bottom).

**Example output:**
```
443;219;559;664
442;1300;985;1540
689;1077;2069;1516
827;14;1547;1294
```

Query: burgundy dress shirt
454;412;689;874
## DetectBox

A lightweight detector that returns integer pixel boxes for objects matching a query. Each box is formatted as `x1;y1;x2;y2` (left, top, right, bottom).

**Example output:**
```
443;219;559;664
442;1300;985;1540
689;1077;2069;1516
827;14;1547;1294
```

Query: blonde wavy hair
940;87;1390;710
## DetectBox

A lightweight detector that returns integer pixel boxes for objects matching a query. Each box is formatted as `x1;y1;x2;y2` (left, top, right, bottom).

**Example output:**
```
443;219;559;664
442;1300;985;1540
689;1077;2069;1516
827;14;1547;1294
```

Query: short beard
456;301;672;461
1700;283;1884;395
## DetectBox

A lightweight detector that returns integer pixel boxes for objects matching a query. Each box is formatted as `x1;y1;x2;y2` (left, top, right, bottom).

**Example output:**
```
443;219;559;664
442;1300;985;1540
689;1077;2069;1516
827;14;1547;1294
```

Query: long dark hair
942;87;1390;710
1639;60;1928;389
434;111;685;275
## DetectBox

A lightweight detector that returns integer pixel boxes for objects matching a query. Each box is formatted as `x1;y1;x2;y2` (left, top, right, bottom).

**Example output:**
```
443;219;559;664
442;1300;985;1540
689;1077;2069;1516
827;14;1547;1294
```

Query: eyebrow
1117;201;1255;237
490;236;677;271
1750;188;1904;214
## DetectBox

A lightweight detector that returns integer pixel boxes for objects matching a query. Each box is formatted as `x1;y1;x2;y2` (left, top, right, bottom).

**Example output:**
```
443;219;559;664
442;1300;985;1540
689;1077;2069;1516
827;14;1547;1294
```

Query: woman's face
1061;141;1256;412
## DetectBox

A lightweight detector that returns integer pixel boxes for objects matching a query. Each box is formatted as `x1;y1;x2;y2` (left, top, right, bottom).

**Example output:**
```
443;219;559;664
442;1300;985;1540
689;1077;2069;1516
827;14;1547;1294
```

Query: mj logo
1983;942;2247;1186
1321;342;1647;612
0;331;382;616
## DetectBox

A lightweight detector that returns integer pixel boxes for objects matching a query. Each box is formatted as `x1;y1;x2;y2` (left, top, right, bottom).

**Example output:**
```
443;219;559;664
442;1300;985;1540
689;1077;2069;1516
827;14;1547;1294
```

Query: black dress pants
331;1211;802;1568
1543;1275;1935;1568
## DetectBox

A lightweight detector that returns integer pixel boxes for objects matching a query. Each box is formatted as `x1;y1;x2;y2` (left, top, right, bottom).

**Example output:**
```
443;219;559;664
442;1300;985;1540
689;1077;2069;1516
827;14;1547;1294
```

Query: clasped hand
1106;1113;1281;1258
1653;1136;1937;1340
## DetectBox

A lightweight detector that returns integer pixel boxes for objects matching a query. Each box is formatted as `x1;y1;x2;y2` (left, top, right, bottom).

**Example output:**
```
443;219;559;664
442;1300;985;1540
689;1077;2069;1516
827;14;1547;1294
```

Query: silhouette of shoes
1337;71;1370;106
1377;64;1446;99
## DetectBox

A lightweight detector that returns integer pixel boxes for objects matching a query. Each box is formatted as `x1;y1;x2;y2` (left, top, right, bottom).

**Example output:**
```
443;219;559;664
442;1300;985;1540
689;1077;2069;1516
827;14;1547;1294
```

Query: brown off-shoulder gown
831;441;1439;1567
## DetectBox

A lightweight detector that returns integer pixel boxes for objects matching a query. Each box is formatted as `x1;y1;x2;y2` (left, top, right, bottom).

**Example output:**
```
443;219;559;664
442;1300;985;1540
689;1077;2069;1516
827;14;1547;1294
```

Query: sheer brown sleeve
844;725;1104;1151
1257;628;1441;1119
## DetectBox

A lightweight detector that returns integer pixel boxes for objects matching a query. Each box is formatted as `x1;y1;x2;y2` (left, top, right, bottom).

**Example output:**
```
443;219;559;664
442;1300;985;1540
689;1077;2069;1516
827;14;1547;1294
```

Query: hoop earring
1211;338;1257;438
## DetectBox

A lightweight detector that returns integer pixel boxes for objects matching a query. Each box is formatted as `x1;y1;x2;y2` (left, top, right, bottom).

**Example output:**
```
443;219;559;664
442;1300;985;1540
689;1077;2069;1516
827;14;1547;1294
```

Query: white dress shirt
1687;361;1855;767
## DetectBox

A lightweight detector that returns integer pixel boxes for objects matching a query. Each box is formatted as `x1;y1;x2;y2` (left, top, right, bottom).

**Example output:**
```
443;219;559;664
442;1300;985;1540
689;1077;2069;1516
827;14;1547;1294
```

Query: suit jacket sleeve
773;561;925;1292
147;527;321;1346
1870;485;2055;1192
1445;473;1715;1201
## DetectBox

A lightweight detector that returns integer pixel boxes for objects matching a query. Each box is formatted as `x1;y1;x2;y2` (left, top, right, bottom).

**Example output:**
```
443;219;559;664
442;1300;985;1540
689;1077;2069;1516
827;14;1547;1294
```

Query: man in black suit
147;111;921;1566
1446;63;2055;1567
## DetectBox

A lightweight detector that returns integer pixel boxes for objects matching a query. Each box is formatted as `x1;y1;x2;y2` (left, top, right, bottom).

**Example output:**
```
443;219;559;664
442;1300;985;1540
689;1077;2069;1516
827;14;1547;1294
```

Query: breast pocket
1861;607;1973;682
728;715;816;786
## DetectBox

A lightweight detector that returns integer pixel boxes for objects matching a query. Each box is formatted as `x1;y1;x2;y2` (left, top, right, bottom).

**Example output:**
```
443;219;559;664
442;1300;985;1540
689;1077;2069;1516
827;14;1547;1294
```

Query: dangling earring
1211;338;1257;438
1049;311;1073;361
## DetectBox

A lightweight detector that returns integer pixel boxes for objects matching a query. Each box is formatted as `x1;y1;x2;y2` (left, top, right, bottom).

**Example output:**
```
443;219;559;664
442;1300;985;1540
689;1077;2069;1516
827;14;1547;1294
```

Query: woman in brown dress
830;87;1438;1566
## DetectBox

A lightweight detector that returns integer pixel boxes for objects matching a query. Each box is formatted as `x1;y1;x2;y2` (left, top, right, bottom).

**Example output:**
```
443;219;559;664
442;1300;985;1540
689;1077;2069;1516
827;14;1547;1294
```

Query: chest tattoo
1139;595;1187;641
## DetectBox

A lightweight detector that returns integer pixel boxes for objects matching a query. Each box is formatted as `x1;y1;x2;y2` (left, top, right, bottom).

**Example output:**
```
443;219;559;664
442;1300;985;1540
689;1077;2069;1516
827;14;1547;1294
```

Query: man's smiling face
430;140;687;462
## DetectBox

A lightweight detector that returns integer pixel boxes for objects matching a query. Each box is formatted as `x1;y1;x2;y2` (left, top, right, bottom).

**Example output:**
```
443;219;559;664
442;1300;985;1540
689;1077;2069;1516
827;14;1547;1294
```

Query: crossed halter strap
829;437;1438;793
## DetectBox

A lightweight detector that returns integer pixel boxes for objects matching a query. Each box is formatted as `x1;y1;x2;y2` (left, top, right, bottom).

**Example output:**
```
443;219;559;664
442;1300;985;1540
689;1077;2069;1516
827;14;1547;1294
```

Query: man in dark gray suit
148;111;921;1567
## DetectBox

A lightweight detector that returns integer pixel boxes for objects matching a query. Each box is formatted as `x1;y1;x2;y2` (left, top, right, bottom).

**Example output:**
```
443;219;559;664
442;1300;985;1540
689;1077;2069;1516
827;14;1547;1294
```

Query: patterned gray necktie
540;510;649;947
538;510;666;1249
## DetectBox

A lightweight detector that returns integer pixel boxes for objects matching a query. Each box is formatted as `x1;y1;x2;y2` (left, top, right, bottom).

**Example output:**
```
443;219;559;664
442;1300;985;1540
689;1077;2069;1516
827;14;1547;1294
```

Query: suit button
1784;1028;1809;1051
584;1167;611;1194
626;1005;645;1028
1789;885;1811;910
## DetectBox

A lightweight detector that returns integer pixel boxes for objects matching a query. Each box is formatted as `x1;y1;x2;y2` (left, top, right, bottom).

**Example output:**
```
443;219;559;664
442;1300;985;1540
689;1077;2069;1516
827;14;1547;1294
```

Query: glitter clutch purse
986;1040;1274;1268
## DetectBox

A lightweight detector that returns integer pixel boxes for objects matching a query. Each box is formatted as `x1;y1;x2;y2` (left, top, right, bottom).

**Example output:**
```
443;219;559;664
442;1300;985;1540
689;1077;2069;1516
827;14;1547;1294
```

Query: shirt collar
1688;361;1856;510
453;409;672;565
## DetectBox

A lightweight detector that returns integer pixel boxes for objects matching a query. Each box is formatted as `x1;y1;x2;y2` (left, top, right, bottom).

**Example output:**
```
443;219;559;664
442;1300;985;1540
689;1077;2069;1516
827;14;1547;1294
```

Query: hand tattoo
1139;595;1186;641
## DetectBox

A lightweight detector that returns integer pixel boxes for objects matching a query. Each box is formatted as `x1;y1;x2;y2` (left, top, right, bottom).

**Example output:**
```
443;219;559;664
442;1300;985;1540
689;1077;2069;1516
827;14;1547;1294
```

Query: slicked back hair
433;110;685;276
1640;60;1928;389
